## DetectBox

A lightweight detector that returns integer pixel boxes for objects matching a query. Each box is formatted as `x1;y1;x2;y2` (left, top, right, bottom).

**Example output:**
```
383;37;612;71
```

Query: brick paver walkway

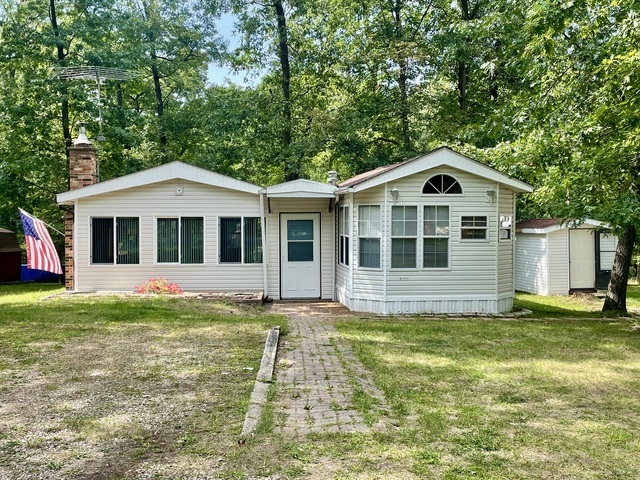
267;302;389;436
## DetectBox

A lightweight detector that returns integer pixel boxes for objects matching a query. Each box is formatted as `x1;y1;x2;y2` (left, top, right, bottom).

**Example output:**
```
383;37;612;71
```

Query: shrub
135;277;183;295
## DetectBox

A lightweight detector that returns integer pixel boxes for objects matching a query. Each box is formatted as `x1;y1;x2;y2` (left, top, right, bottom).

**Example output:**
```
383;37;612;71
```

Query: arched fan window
422;174;462;194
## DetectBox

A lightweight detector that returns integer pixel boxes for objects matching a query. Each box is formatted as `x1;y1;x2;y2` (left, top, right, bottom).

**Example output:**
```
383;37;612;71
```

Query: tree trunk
393;2;411;152
602;224;636;312
273;0;294;180
150;57;168;151
141;1;167;155
456;60;468;110
49;0;72;186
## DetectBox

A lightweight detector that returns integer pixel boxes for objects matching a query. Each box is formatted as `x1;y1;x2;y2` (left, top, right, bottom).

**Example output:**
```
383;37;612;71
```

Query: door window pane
287;220;313;241
288;242;313;261
287;219;313;261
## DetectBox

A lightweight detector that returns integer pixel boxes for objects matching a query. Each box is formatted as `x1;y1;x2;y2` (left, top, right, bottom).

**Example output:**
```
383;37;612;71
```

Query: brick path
267;302;389;436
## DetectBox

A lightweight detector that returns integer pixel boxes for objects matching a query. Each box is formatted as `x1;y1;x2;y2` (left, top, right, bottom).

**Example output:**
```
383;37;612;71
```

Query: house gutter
331;192;341;301
259;190;269;299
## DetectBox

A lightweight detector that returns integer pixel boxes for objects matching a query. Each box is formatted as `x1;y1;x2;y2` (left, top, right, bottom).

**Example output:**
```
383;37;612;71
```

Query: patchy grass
324;316;640;479
0;283;285;479
514;284;640;317
4;283;640;479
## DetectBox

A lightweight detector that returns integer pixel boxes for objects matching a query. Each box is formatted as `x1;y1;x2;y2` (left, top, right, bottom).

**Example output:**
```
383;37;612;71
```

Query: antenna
55;66;138;141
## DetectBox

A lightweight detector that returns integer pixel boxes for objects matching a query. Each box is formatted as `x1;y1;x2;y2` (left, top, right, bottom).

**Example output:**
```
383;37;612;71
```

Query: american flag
19;209;63;275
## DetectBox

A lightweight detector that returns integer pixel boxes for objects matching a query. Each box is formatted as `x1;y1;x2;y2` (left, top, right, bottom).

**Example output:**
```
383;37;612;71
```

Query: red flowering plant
135;277;183;295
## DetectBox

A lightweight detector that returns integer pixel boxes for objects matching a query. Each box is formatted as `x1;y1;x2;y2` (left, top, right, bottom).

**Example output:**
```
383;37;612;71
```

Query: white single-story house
57;131;533;314
514;218;618;295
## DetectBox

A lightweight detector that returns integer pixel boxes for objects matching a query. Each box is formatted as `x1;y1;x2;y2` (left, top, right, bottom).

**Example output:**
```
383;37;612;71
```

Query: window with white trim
423;206;449;268
157;217;204;264
422;174;462;194
391;205;417;268
219;217;263;264
461;216;488;240
358;205;381;268
338;205;349;266
91;217;139;265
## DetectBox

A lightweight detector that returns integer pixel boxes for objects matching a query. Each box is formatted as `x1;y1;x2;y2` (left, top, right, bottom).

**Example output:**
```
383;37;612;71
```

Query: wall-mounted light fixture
390;187;400;204
486;188;497;203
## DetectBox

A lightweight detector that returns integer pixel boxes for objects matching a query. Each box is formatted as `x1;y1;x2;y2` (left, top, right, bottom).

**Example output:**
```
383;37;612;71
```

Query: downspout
512;189;516;298
495;183;499;300
383;184;388;309
331;193;339;301
73;199;78;291
259;190;269;299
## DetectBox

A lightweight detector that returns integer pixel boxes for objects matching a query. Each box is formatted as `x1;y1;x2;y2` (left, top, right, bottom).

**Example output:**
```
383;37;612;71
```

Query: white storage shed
515;218;617;295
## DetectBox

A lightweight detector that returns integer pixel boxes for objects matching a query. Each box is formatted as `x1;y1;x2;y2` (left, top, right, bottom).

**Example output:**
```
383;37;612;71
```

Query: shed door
280;213;321;298
569;229;595;289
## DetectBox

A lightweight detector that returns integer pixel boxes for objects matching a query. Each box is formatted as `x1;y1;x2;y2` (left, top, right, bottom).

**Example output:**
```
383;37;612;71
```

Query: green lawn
3;284;640;479
0;283;284;479
514;284;640;317
328;315;640;479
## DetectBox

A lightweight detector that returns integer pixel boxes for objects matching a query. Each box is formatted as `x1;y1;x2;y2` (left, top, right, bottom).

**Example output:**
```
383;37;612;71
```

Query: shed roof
338;146;533;193
57;161;263;205
0;228;22;253
517;218;605;234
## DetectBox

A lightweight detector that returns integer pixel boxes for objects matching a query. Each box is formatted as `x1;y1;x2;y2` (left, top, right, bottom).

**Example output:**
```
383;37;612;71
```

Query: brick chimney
69;124;97;190
64;124;98;290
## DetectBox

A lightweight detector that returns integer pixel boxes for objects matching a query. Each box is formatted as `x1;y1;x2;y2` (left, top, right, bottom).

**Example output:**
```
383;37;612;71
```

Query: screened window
391;206;417;268
461;216;488;240
423;206;449;268
220;217;262;264
91;217;139;265
157;217;204;264
358;205;381;268
422;174;462;194
338;205;350;266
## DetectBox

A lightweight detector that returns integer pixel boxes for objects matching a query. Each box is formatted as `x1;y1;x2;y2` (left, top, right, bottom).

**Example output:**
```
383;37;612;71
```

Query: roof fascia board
57;161;262;204
267;179;336;198
349;149;533;193
520;219;606;234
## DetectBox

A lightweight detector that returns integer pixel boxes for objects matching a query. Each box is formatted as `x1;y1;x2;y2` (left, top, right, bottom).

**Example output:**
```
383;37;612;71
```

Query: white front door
280;213;321;298
570;229;595;289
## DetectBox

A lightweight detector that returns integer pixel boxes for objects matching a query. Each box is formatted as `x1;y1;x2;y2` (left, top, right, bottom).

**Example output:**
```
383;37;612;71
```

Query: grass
0;283;285;479
514;284;640;317
325;315;640;479
3;283;640;479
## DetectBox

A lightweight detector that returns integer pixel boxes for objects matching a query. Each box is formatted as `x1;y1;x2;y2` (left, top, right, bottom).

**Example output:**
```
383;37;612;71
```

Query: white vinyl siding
497;188;515;295
514;234;548;295
349;168;501;310
547;230;569;294
75;180;263;292
265;198;334;300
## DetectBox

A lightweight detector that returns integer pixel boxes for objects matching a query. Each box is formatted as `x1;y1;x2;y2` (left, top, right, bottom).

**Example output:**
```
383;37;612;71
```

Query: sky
206;13;259;87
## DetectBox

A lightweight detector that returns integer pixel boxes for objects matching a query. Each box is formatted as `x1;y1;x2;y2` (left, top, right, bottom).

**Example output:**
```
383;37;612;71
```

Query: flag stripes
19;209;63;275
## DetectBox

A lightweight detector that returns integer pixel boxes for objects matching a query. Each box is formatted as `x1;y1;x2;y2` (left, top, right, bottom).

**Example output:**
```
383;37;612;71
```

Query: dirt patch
0;323;262;479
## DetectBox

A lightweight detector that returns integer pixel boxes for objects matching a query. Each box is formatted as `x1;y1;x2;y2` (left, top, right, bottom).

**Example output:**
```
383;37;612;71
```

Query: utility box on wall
0;228;23;282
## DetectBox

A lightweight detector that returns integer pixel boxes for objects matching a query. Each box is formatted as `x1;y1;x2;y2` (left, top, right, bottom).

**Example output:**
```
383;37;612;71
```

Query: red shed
0;228;23;282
